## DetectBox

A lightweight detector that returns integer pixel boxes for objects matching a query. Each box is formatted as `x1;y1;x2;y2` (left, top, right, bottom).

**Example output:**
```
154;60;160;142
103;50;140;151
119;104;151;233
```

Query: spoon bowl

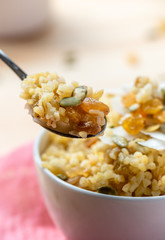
0;49;107;138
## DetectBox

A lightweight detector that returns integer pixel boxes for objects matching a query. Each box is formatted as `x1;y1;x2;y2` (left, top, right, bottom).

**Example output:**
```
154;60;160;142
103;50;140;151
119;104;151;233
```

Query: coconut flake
141;131;165;142
119;113;131;124
112;126;134;140
159;82;165;90
104;86;132;114
138;138;165;151
159;82;165;93
99;135;113;145
155;82;165;98
136;83;152;103
110;96;125;114
99;126;134;145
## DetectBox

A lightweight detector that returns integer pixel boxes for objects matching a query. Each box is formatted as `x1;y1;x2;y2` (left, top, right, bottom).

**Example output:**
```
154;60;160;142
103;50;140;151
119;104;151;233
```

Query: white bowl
34;130;165;240
0;0;48;37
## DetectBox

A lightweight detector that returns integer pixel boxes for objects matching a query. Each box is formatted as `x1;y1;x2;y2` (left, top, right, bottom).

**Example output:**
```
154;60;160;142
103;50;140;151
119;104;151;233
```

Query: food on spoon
41;76;165;197
20;72;109;138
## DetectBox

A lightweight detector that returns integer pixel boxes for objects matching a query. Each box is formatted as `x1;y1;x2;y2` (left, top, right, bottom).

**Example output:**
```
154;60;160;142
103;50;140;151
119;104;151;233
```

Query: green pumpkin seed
56;174;68;181
160;123;165;133
97;186;117;195
73;86;87;101
59;97;81;107
112;135;128;148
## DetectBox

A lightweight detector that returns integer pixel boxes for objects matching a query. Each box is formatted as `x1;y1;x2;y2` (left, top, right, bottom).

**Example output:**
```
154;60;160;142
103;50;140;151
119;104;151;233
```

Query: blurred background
1;0;165;155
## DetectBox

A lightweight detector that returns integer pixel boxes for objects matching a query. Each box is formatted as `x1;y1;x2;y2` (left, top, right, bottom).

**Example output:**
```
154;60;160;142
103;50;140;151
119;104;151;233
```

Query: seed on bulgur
21;72;109;138
41;77;165;197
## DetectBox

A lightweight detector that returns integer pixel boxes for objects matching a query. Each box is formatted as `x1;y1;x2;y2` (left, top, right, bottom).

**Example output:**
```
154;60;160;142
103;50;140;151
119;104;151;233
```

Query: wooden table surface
1;0;165;155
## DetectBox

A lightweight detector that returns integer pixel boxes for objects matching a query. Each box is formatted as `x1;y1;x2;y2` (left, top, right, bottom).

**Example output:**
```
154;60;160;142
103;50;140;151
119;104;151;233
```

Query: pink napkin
0;143;66;240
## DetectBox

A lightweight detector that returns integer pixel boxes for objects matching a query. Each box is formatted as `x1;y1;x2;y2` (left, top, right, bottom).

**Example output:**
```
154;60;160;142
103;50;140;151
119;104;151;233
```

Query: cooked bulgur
41;76;165;197
20;72;109;138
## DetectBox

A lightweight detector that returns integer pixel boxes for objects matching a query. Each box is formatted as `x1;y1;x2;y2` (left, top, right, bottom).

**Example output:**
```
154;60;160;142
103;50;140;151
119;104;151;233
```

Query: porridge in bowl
41;76;165;197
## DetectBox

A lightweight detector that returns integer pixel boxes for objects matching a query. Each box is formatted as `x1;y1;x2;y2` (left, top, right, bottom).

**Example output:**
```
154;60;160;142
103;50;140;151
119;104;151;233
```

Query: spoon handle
0;50;27;80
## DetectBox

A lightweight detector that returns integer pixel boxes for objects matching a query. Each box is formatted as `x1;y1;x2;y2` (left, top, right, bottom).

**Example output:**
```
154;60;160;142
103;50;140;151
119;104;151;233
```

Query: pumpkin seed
144;124;160;132
73;86;87;101
56;174;68;181
129;103;140;112
112;135;128;148
97;186;117;195
59;97;81;107
160;123;165;133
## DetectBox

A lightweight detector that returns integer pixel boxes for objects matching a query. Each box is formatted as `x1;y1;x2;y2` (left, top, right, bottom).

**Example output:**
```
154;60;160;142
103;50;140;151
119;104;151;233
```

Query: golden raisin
122;114;145;135
122;93;136;108
80;97;110;116
133;108;146;118
142;98;163;115
76;121;101;135
154;110;165;123
66;107;82;123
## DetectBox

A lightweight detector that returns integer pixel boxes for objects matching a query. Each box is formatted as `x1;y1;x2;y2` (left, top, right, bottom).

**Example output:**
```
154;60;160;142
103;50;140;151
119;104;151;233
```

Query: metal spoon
0;49;107;138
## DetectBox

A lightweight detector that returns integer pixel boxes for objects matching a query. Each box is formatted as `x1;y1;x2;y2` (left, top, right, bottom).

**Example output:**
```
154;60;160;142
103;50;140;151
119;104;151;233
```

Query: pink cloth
0;143;66;240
